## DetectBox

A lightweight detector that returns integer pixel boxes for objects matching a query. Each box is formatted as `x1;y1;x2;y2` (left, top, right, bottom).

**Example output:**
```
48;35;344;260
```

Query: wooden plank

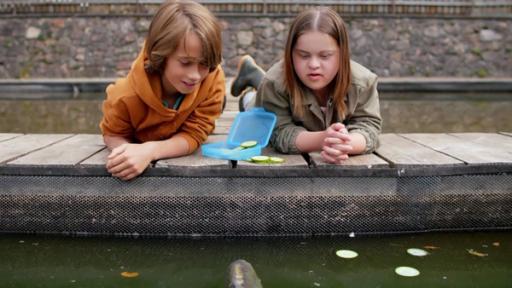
0;133;22;142
401;133;512;164
9;134;105;165
0;134;72;163
80;147;109;166
376;134;463;165
237;147;309;167
224;101;239;112
310;152;389;168
215;119;234;127
212;125;230;135
450;133;512;152
155;135;230;167
219;111;237;120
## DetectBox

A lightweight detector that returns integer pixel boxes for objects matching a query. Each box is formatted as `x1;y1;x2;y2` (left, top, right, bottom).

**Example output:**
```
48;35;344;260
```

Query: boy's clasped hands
106;143;154;181
321;122;353;164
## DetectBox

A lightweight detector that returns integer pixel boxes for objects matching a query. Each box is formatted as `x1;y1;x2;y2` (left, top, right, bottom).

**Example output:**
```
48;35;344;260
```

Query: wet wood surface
1;132;510;175
1;92;511;174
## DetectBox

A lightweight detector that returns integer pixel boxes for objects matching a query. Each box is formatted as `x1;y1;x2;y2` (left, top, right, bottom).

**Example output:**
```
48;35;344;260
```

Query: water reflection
0;92;511;133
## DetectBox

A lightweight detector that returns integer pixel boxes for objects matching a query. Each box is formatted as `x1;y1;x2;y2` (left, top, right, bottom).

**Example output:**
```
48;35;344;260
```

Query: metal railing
0;0;511;17
1;0;511;4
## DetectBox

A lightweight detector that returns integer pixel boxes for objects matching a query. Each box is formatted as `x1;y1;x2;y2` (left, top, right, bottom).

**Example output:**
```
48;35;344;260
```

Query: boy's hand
106;143;154;181
321;123;352;164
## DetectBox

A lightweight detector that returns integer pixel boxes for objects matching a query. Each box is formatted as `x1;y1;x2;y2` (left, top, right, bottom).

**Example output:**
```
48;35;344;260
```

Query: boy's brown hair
144;0;222;74
284;7;351;119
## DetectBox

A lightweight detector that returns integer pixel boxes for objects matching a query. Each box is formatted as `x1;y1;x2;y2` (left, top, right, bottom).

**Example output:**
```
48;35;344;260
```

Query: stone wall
0;16;510;78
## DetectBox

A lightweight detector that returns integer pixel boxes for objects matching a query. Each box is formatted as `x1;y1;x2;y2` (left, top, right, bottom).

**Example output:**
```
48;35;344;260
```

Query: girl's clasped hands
321;123;353;164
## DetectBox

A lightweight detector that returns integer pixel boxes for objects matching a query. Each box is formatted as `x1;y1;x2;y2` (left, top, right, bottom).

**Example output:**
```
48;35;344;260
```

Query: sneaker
238;89;257;112
230;55;265;97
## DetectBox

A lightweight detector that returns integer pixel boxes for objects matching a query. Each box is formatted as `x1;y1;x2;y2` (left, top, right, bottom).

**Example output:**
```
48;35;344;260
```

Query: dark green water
1;91;511;287
1;232;511;287
1;91;512;133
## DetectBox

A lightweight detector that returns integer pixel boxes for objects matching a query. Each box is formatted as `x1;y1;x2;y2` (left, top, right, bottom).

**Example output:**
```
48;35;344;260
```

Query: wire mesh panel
1;173;511;237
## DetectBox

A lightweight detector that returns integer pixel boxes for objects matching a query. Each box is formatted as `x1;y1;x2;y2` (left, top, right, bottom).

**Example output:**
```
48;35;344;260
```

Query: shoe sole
230;55;253;97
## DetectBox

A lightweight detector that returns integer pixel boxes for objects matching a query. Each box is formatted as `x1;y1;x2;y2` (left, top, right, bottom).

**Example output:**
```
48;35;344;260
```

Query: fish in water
227;259;263;288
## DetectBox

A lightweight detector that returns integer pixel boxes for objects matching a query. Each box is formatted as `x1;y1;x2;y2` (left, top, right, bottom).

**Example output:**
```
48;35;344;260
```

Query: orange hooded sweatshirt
100;49;225;154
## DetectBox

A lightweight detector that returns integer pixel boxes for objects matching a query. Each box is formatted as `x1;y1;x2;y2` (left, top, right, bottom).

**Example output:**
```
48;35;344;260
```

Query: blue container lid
201;107;276;160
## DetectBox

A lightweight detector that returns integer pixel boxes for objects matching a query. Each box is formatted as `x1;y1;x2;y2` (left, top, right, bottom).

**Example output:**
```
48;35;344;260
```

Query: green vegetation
475;68;488;78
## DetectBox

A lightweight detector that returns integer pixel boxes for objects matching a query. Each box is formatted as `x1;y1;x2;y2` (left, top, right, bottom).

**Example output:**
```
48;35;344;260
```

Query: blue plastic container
201;107;277;160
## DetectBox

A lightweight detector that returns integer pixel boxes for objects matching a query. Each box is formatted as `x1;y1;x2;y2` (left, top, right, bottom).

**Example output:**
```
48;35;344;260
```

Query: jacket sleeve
176;67;225;153
99;85;134;139
257;77;306;154
345;74;382;153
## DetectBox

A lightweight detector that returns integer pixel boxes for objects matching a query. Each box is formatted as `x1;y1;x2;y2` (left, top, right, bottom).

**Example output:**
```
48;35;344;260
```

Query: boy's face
161;32;210;97
292;30;340;99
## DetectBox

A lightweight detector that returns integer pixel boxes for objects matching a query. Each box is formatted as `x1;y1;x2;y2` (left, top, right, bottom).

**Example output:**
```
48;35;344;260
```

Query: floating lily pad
407;248;428;257
335;249;358;259
395;266;420;277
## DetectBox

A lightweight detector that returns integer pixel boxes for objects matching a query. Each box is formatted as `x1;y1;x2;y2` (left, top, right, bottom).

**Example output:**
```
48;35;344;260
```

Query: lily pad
335;249;358;259
407;248;429;257
395;266;420;277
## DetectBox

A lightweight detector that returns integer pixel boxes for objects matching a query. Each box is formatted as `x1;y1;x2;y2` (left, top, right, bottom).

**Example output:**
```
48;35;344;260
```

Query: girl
100;0;225;180
231;7;381;164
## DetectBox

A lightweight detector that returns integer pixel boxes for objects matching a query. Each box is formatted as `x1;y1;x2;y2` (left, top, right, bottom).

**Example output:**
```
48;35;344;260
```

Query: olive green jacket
256;59;382;154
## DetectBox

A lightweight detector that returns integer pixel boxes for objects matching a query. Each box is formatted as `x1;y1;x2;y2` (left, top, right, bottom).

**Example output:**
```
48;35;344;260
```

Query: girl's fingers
324;137;343;145
331;143;353;154
323;145;342;156
331;122;345;131
336;153;349;161
320;151;338;163
321;151;347;164
326;131;351;142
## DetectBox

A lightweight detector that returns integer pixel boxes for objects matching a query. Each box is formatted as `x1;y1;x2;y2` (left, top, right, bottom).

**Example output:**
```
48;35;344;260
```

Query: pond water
0;231;511;287
1;90;511;287
0;91;511;133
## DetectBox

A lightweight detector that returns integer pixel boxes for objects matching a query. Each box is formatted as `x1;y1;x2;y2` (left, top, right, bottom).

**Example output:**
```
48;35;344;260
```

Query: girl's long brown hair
284;7;351;119
144;0;222;74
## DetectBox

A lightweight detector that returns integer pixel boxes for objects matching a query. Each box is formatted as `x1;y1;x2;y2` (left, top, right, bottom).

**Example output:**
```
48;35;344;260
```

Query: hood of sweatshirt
127;48;199;119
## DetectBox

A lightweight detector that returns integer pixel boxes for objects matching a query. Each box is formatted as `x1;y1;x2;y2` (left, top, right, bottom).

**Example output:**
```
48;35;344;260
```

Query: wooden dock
1;94;511;237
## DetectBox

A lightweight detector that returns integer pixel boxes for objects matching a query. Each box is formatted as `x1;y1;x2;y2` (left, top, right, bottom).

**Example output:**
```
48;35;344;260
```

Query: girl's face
162;32;210;97
292;31;340;99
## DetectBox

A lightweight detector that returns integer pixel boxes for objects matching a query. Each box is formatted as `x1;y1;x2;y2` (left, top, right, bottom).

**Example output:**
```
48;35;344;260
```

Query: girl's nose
308;57;320;70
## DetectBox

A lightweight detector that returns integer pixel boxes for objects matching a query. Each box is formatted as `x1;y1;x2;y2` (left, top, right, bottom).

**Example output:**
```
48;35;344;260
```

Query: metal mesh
1;174;511;237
